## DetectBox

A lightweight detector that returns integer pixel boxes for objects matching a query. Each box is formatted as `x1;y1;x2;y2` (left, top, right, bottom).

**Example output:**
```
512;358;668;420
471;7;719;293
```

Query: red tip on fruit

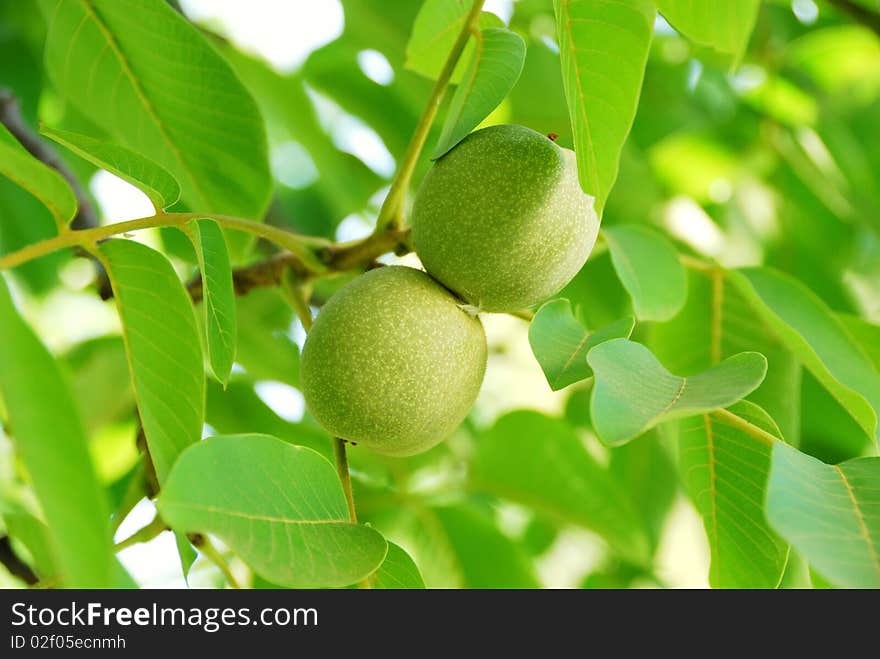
547;133;559;142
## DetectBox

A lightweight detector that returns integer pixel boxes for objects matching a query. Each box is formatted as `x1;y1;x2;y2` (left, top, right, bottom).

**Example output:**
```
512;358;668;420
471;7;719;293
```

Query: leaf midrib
162;501;350;526
76;0;209;208
833;464;880;579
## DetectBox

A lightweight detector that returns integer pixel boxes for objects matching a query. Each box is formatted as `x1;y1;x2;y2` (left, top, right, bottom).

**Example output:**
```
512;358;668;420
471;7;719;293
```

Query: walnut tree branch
0;90;99;230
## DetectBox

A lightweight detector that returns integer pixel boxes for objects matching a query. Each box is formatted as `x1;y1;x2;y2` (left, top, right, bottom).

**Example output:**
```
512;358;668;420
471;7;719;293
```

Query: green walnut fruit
412;124;599;312
301;266;487;456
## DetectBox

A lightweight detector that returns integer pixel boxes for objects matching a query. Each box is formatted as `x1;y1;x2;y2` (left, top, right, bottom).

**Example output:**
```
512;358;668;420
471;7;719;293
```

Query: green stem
191;534;241;589
332;437;371;589
373;0;486;233
113;514;168;552
710;408;779;447
0;212;330;273
333;438;358;524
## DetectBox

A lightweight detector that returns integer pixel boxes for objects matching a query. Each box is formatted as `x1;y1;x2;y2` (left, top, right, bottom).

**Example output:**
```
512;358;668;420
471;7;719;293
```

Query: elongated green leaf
657;0;759;66
432;28;525;158
679;401;788;588
604;225;688;321
0;278;113;587
588;338;767;446
528;300;634;390
370;542;425;589
0;123;75;229
405;0;503;83
730;267;880;446
471;410;651;563
767;442;880;588
40;125;180;210
188;219;236;386
157;434;388;588
838;314;880;372
41;0;270;224
98;239;204;483
651;270;802;449
554;0;654;213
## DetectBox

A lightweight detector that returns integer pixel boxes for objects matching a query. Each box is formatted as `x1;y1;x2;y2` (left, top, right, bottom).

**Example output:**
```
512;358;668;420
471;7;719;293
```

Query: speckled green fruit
301;266;487;456
412;124;599;312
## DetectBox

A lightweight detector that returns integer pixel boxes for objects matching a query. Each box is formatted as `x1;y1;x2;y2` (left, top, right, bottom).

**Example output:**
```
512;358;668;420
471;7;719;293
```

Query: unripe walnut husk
301;266;487;456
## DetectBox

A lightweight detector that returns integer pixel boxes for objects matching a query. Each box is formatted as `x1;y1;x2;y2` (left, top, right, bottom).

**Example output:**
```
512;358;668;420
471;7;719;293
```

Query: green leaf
608;432;678;550
837;314;880;372
0;123;75;229
730;267;880;446
651;269;802;450
604;225;688;321
3;512;57;579
370;542;425;589
187;219;236;386
553;0;654;213
40;125;180;210
157;434;388;588
62;337;134;434
429;505;539;588
432;27;525;159
767;442;880;588
679;401;789;588
405;0;504;83
588;338;767;446
0;176;70;294
98;239;204;483
0;277;113;587
528;299;634;390
234;289;300;387
471;410;651;564
657;0;760;67
40;0;270;224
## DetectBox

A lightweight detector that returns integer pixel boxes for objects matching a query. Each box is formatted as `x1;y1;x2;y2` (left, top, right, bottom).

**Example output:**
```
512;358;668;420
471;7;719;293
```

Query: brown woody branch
186;227;411;303
0;90;99;230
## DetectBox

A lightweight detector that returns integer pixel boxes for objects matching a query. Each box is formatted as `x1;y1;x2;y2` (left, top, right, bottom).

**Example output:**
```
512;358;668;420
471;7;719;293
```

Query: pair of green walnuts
301;125;599;456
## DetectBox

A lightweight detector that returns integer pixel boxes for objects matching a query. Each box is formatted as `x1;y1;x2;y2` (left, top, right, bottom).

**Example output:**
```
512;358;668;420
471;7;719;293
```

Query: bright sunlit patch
484;0;514;23
540;35;560;53
660;37;689;64
254;380;305;422
708;178;732;203
115;499;187;587
90;170;154;222
663;196;725;257
335;213;373;242
202;424;217;439
792;0;819;24
32;290;121;351
687;59;704;91
307;87;396;178
654;13;677;36
736;179;779;240
271;141;319;189
357;50;394;86
59;258;96;291
179;0;343;73
730;64;767;94
287;317;308;349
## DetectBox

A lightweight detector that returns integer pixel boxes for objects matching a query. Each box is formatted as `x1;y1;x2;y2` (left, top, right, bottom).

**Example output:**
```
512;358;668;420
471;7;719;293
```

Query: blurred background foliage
1;0;879;588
